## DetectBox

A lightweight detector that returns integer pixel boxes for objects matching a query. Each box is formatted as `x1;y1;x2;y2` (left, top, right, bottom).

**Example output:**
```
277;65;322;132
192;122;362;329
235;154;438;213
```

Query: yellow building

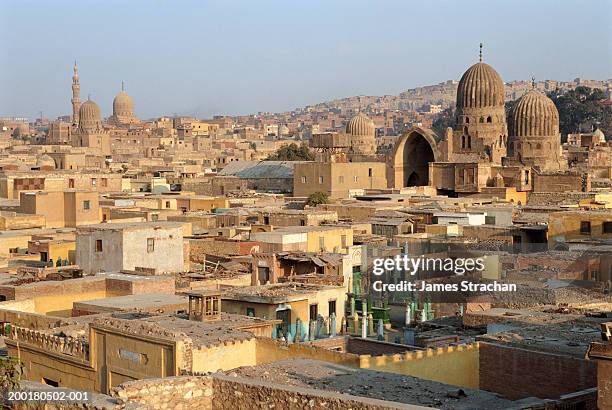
27;239;76;264
251;225;353;253
222;283;347;336
548;210;612;247
293;162;387;199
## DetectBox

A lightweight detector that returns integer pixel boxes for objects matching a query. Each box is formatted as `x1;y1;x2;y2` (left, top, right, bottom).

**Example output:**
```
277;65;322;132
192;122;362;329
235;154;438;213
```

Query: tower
451;44;508;164
71;61;81;125
508;78;564;171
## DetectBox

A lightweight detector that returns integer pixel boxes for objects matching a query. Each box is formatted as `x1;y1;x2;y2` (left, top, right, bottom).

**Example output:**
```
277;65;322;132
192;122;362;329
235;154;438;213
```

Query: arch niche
391;127;440;188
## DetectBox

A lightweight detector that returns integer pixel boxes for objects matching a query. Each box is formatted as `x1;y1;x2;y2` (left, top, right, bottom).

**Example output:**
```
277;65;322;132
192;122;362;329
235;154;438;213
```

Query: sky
1;0;611;120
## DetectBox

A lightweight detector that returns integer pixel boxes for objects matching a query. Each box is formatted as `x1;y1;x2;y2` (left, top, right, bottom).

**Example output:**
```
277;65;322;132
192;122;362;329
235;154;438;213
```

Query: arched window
536;143;542;150
461;135;466;149
499;135;503;145
479;117;484;123
465;117;469;124
487;116;492;123
467;136;472;149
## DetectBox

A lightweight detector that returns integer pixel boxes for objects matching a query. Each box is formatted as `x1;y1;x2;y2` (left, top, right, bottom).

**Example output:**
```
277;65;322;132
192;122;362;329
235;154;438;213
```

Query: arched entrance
391;127;439;188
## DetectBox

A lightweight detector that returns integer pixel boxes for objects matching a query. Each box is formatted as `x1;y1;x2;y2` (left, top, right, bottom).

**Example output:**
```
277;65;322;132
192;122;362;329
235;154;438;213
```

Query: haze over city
0;1;612;408
1;0;611;120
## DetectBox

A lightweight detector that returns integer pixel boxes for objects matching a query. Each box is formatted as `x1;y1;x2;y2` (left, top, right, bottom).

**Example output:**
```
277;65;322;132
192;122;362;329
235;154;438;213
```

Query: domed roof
346;112;375;136
456;62;505;110
113;91;134;117
511;89;559;137
78;99;102;132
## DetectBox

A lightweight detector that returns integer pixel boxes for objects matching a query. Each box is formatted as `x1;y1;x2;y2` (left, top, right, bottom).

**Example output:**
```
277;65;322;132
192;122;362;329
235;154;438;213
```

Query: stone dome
456;62;505;109
346;112;375;136
113;91;134;117
78;99;102;132
511;89;559;137
36;154;56;169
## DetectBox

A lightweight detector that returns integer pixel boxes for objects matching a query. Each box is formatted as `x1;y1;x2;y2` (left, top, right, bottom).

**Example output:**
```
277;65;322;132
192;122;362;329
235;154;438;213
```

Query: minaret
71;61;81;125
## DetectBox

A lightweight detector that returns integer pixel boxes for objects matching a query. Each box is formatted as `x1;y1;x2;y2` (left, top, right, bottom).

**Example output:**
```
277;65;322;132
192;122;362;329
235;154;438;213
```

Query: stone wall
210;374;423;410
478;342;597;400
109;374;422;410
111;376;212;409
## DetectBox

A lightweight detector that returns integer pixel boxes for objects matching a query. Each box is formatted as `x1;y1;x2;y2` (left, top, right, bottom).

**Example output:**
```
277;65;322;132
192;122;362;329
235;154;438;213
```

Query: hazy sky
1;0;611;120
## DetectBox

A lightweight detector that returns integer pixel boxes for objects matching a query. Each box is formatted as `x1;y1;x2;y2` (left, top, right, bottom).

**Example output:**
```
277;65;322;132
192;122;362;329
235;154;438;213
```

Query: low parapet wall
358;342;479;389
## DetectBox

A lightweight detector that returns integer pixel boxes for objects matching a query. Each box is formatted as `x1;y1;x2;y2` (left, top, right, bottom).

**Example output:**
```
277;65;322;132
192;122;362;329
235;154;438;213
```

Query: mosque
299;45;585;199
69;62;139;155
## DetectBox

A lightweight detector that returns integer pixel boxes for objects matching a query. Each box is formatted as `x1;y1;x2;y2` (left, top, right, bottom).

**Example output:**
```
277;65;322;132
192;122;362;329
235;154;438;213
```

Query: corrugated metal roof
221;160;310;179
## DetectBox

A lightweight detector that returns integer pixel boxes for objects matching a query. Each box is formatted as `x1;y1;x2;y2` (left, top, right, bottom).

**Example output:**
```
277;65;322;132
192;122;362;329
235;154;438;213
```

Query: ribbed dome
78;99;102;132
511;90;559;137
456;63;505;109
346;112;375;136
113;91;134;117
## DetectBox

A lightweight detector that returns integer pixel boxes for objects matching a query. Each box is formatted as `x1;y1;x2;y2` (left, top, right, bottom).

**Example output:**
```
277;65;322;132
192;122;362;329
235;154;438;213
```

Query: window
341;235;347;248
300;219;306;226
319;236;325;251
368;168;373;177
580;221;591;235
604;222;612;234
91;178;97;186
147;238;155;253
328;300;336;317
465;117;469;124
101;178;108;187
467;135;472;149
461;135;466;149
83;200;90;210
165;201;171;208
487;116;492;123
95;240;103;252
42;377;59;387
69;179;75;188
339;176;344;183
246;307;255;317
354;176;358;183
301;176;307;184
318;176;323;184
151;214;159;221
309;304;318;321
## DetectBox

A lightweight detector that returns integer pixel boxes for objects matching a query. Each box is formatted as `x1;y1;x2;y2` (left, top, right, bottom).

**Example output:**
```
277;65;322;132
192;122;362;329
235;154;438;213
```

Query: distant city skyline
1;0;610;120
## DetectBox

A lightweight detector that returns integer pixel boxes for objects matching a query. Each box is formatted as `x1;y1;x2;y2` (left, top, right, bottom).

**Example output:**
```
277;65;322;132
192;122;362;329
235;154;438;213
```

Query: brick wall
479;343;597;400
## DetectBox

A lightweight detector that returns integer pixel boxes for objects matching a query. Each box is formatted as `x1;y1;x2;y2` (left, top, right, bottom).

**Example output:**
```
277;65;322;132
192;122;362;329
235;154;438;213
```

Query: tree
548;86;611;141
306;192;330;207
431;107;455;140
265;142;314;161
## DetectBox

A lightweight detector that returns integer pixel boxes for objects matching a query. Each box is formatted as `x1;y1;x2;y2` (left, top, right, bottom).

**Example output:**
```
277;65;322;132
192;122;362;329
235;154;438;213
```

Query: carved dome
113;91;134;117
78;99;102;132
511;89;559;137
456;62;505;110
346;112;375;136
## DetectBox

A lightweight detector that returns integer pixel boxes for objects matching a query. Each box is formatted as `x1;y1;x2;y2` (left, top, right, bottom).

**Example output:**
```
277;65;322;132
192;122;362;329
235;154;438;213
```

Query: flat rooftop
226;359;523;410
222;282;341;303
77;221;184;231
92;312;276;347
73;293;188;312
